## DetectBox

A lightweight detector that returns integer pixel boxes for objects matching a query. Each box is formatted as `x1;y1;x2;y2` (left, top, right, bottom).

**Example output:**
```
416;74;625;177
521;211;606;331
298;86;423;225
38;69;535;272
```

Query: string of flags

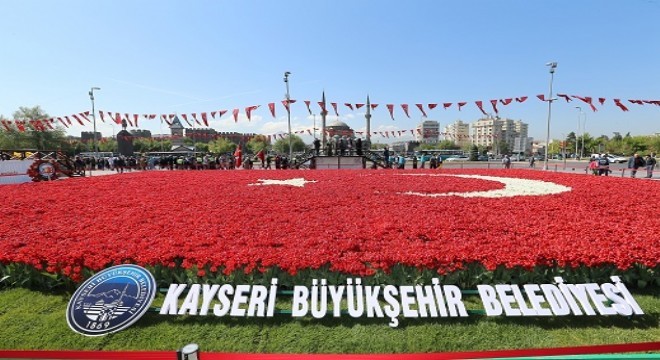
104;128;503;143
2;94;659;133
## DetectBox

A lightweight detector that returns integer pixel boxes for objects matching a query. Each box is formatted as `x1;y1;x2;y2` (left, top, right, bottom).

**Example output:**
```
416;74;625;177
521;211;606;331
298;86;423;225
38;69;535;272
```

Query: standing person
597;154;610;176
502;155;511;169
383;146;390;168
529;156;536;168
355;138;363;156
412;155;418;169
313;138;321;155
398;154;405;169
627;153;645;178
644;154;656;178
420;153;427;169
588;157;598;175
256;149;266;168
429;155;437;169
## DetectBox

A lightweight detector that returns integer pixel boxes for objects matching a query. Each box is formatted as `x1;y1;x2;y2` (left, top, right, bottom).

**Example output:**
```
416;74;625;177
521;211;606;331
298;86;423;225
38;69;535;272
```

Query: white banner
0;160;32;184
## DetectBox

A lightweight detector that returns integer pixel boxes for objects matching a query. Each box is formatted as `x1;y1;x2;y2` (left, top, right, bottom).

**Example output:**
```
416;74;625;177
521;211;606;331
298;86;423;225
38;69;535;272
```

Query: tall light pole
574;106;582;160
88;87;100;175
580;111;586;160
543;62;557;170
284;71;292;160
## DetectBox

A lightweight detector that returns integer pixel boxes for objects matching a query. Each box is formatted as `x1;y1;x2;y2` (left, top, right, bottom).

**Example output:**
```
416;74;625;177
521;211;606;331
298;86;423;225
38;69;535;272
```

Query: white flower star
248;178;317;188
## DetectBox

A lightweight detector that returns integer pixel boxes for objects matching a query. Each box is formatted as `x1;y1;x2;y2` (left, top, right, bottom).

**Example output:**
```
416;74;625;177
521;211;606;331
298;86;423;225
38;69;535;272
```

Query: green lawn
0;288;658;353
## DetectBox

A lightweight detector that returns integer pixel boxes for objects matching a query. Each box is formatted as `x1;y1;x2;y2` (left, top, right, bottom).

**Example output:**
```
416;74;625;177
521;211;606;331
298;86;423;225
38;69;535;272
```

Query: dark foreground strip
1;342;659;359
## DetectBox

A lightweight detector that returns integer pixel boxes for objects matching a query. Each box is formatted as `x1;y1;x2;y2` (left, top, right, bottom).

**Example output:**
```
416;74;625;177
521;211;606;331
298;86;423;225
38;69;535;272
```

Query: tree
10;106;68;150
208;138;236;154
468;145;479;161
273;134;306;154
194;142;209;153
247;135;270;154
565;132;577;155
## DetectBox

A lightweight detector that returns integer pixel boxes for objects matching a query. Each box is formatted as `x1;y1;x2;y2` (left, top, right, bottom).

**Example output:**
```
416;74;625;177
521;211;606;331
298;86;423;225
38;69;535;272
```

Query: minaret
365;95;372;149
321;91;328;151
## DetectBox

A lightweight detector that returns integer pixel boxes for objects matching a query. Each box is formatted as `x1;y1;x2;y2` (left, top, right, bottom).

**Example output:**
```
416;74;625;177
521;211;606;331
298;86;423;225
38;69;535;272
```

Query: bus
414;149;465;160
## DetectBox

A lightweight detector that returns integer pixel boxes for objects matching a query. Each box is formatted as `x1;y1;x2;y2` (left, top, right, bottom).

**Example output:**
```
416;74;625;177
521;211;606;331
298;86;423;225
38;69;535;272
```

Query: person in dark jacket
627;153;646;178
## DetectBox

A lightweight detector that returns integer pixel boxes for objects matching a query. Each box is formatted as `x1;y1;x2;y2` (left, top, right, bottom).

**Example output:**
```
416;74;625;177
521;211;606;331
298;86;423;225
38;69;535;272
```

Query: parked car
477;155;489;161
445;155;470;162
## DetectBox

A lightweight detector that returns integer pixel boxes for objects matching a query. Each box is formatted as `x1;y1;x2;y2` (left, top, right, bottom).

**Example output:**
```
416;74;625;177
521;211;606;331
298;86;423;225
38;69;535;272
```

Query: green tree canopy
273;134;305;154
247;135;270;154
208;137;236;154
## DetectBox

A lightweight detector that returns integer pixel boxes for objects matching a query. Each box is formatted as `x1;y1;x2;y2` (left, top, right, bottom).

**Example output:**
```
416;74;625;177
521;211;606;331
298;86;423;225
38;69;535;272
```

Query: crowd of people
72;152;299;173
588;153;656;178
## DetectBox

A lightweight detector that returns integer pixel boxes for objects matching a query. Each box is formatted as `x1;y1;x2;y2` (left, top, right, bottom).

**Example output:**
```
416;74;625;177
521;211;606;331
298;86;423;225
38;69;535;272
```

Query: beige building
443;120;471;147
415;120;440;143
472;116;529;154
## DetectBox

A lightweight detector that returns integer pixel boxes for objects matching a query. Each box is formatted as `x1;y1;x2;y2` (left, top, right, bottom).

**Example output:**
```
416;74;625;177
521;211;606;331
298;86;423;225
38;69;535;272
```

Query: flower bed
0;169;658;289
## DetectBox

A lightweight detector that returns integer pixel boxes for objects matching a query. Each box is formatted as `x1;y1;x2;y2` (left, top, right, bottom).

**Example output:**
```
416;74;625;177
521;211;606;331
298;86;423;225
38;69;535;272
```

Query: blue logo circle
66;264;156;336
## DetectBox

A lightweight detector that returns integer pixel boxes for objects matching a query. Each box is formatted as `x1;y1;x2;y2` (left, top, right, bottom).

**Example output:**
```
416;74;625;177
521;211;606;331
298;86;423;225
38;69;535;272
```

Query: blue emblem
66;264;156;336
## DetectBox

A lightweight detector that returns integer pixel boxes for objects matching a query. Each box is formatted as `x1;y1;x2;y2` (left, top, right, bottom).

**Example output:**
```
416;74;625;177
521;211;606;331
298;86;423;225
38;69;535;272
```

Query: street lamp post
574;106;582;160
284;71;292;161
88;87;100;176
580;111;586;160
543;62;557;171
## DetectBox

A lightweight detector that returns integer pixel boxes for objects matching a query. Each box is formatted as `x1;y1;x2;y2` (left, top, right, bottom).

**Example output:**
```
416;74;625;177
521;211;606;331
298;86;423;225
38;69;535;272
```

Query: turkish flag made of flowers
0;170;657;281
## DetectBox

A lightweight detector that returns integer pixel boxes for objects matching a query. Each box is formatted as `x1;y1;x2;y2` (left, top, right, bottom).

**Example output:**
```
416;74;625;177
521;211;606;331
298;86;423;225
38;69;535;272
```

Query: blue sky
1;0;659;143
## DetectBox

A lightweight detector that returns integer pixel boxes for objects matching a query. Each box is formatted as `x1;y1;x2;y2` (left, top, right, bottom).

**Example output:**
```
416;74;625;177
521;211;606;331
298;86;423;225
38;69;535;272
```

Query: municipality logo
66;264;156;336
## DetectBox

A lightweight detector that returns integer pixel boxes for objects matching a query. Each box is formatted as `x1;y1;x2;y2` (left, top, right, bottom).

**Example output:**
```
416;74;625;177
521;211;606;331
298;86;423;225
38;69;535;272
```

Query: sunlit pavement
74;161;658;181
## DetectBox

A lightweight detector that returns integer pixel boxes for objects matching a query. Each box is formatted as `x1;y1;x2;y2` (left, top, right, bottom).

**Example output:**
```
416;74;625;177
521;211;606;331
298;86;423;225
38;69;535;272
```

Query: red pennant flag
515;96;528;103
490;100;499;114
416;129;422;135
232;109;239;122
304;100;312;115
0;120;11;131
443;103;452;109
415;104;426;117
428;103;438;110
181;114;191;126
370;104;378;110
344;103;354;111
201;112;208;126
537;94;546;101
628;99;643;105
56;117;68;128
475;101;487;115
133;114;139;127
113;113;121;125
355;103;365;109
557;94;572;102
124;114;133;126
457;102;467;111
71;114;84;125
598;98;606;105
613;99;629;112
331;102;339;116
386;104;395;120
500;98;513;105
161;115;172;126
45;119;54;130
16;121;26;132
268;103;276;118
317;101;327;113
281;100;291;112
79;112;91;122
572;95;598;112
98;111;105;122
245;105;259;121
401;104;410;118
191;113;201;126
211;111;217;119
218;110;227;118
